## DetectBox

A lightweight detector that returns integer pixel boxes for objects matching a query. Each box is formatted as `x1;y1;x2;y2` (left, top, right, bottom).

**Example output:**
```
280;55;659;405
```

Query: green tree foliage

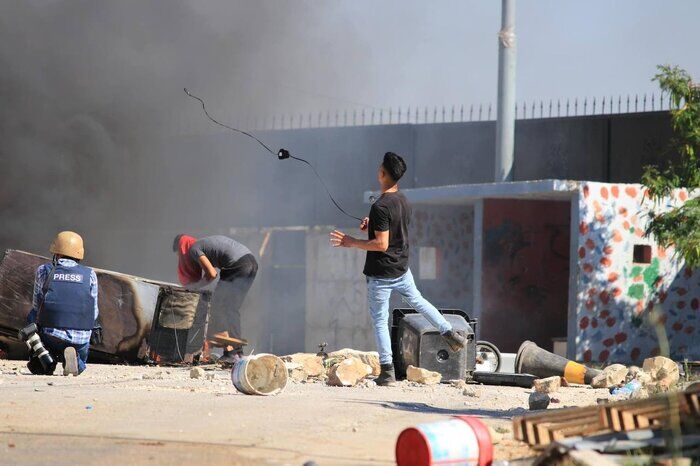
642;65;700;267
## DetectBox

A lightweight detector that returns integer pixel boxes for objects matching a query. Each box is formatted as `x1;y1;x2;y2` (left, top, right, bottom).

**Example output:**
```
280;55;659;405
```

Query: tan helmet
49;231;84;260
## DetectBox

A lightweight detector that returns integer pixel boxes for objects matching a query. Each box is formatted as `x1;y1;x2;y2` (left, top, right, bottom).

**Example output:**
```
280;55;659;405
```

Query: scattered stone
33;388;44;392
189;367;205;379
630;387;650;400
46;382;54;386
450;379;467;389
205;373;216;381
357;379;377;388
591;364;628;388
327;349;381;376
406;365;442;385
142;371;164;380
550;398;561;404
533;376;562;394
462;386;481;397
642;356;680;391
281;353;325;380
528;392;550;410
326;357;372;387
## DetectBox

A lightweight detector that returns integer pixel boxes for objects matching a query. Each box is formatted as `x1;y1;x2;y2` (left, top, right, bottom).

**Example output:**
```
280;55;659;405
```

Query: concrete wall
574;182;700;363
480;199;571;353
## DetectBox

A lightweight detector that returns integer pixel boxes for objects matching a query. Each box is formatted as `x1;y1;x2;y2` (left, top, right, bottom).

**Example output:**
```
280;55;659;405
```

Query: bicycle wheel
475;340;502;373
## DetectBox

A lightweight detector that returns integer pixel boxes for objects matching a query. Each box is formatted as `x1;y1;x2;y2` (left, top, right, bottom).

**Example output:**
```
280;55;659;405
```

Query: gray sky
241;0;700;116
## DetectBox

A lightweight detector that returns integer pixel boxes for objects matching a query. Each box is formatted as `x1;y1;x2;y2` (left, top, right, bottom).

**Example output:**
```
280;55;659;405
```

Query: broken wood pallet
514;385;700;448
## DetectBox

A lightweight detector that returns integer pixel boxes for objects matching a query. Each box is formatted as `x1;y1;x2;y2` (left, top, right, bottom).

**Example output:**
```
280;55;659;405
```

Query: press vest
37;263;95;330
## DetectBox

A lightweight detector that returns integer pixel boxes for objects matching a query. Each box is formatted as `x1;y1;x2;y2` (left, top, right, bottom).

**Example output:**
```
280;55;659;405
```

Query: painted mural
575;182;699;363
409;206;474;316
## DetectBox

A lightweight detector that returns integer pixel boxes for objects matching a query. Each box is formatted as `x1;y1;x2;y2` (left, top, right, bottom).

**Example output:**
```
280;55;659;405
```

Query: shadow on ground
347;399;528;419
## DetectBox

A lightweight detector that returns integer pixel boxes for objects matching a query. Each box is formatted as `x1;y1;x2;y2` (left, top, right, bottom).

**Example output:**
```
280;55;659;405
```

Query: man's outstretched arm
330;229;389;252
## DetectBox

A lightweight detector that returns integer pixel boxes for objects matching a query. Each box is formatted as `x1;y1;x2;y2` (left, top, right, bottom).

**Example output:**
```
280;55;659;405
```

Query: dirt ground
0;360;614;465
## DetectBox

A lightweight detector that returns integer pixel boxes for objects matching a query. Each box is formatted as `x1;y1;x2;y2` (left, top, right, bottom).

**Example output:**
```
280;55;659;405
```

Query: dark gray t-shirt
188;235;252;270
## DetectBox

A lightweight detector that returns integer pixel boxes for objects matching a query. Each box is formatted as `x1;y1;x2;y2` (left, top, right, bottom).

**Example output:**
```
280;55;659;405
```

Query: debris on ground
189;367;205;379
405;365;441;385
591;364;628;388
326;349;380;376
282;353;326;382
533;376;562;394
449;379;469;390
642;356;680;392
142;371;164;380
514;384;700;449
609;379;642;397
326;357;372;387
528;392;550;410
462;386;481;397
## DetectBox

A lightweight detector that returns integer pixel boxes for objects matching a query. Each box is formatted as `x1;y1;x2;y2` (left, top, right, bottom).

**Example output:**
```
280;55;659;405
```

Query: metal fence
193;92;681;133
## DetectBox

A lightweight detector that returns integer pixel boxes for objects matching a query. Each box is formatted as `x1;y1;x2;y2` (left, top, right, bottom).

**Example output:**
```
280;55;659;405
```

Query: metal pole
494;0;517;182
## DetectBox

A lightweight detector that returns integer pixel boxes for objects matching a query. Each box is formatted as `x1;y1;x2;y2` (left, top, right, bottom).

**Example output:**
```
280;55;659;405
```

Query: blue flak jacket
37;263;96;330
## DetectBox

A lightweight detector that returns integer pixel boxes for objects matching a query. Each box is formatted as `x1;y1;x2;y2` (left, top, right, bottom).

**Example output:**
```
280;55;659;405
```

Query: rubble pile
326;357;373;387
529;355;682;411
405;365;442;385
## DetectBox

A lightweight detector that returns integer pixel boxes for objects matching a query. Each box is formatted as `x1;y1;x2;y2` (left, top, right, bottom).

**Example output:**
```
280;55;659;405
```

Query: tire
475;340;502;373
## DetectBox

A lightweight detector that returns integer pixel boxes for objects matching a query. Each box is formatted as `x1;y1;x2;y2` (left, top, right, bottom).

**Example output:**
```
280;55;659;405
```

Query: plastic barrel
231;353;288;396
396;416;493;466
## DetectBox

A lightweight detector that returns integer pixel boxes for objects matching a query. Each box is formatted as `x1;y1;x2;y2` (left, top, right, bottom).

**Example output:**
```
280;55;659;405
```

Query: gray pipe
495;0;517;182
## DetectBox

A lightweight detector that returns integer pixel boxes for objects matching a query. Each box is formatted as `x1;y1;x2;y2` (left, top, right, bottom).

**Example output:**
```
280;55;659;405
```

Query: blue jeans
40;332;90;374
367;269;452;365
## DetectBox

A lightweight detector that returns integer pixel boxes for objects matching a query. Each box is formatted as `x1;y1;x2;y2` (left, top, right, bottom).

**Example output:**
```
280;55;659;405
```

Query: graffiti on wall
576;182;699;363
480;199;570;352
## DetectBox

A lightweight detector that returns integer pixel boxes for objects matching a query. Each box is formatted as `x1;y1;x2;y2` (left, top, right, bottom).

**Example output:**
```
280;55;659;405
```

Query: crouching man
26;231;100;376
173;234;258;365
330;152;467;386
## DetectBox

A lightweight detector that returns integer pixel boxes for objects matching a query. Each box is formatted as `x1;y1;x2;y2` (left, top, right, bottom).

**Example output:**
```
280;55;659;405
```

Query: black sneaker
442;330;467;352
218;350;243;367
376;363;397;387
63;347;79;376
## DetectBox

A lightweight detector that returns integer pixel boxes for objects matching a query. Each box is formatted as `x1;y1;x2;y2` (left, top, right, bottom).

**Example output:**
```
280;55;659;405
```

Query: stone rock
462;386;481;397
642;356;679;391
630;387;650;400
406;365;442;385
450;379;469;390
281;353;326;379
533;376;562;394
591;364;628;388
190;367;205;379
205;372;216;381
327;349;381;376
326;357;372;387
142;371;164;380
528;392;550;410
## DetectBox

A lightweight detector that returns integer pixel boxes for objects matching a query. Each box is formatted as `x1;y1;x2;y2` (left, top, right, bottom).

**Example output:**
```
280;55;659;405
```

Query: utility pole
495;0;517;182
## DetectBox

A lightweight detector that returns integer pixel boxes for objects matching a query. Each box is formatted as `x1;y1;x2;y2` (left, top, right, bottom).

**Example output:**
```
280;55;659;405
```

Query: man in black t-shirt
330;152;467;386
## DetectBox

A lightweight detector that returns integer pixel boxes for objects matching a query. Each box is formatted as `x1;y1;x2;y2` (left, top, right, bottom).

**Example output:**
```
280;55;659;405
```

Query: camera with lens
18;323;55;374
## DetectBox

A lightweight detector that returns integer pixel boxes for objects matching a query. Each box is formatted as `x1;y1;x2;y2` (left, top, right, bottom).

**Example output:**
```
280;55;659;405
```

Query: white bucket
231;353;288;396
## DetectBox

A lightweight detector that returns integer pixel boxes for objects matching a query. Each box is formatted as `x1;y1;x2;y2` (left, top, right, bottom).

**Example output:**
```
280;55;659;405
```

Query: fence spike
478;104;483;121
469;104;474;121
532;101;536;118
566;99;570;117
574;98;578;116
488;103;492;120
634;94;638;112
460;105;464;121
651;93;655;111
643;94;647;112
415;107;419;124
